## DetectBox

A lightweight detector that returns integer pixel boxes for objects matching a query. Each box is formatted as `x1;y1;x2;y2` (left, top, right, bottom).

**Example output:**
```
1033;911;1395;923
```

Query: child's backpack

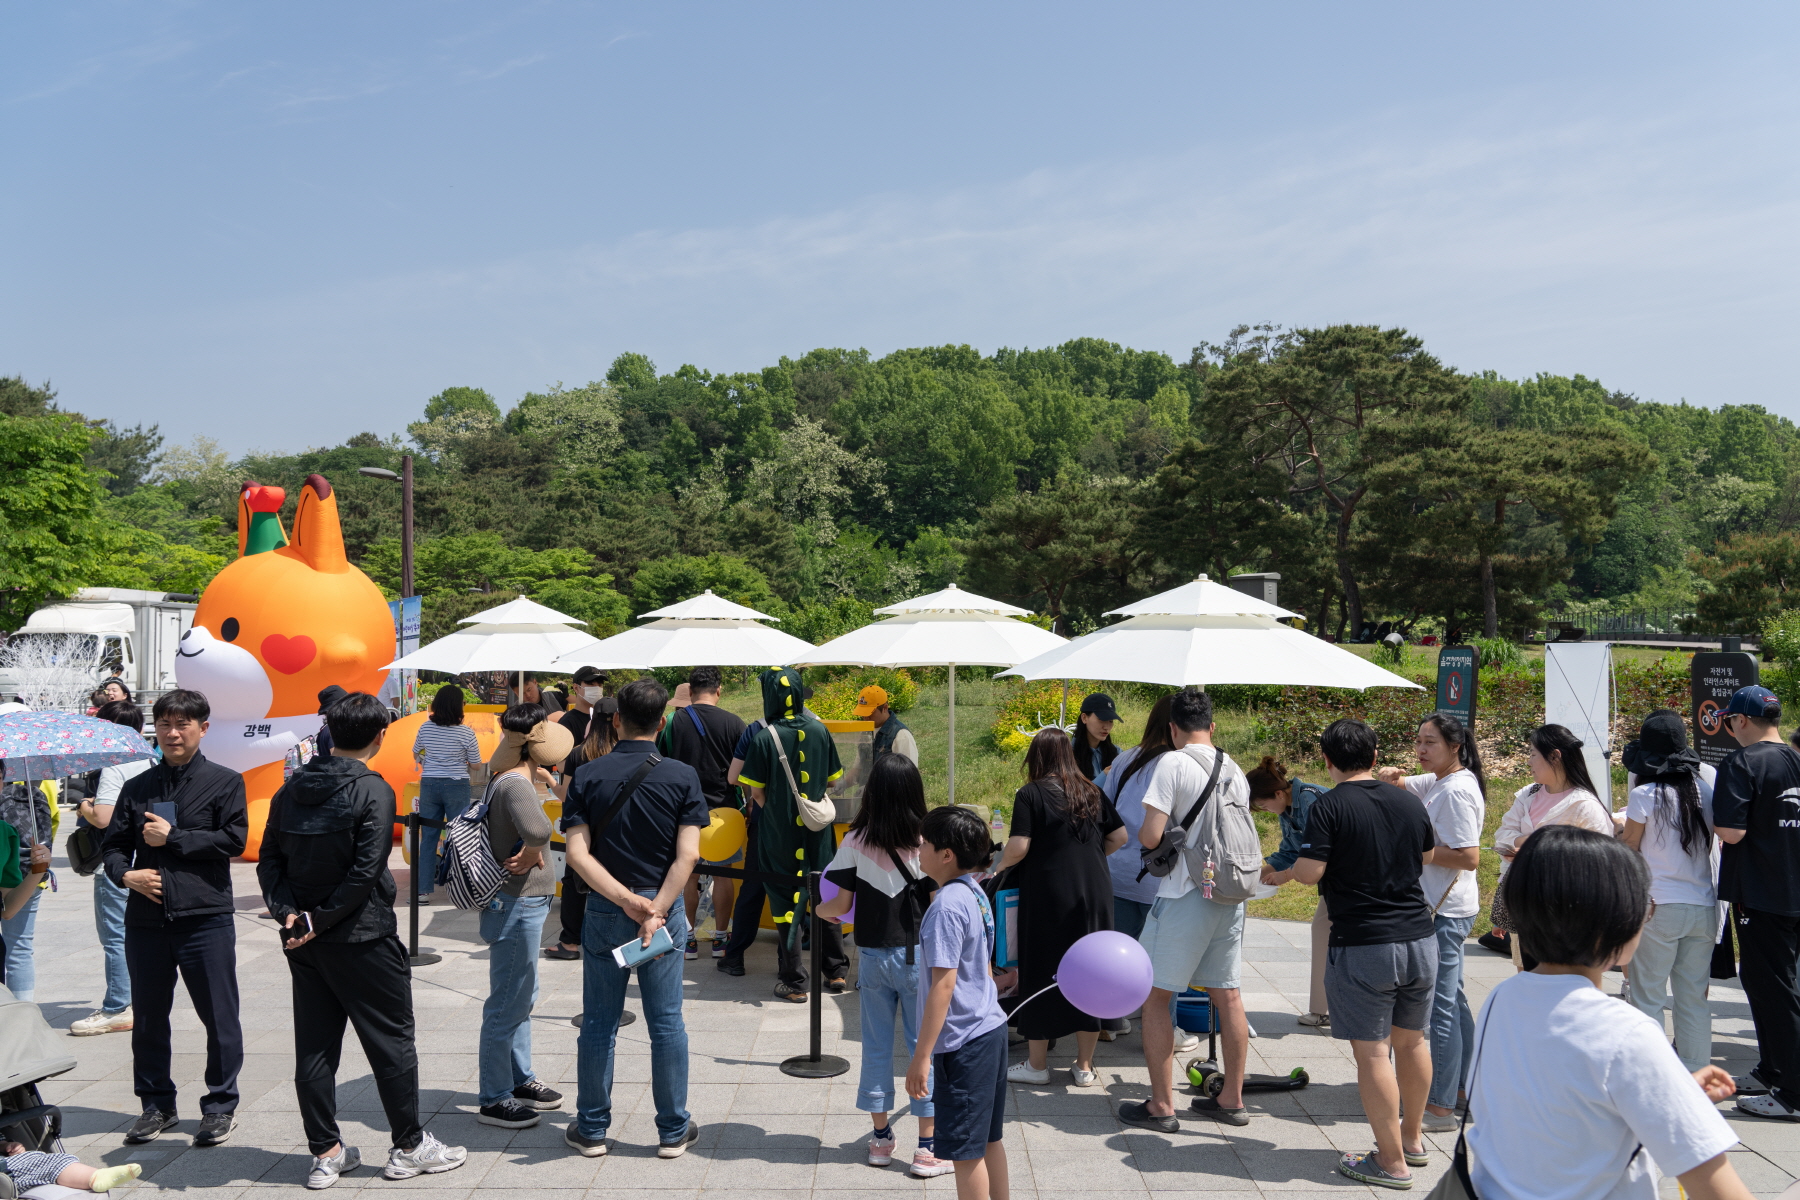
1176;745;1263;906
436;781;509;910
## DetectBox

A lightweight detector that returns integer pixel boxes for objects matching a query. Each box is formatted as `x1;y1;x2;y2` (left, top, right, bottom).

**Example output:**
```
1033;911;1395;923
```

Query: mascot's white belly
173;625;321;772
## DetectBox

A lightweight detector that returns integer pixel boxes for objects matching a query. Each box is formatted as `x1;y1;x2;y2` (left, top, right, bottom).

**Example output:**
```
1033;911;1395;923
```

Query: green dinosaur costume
738;668;843;929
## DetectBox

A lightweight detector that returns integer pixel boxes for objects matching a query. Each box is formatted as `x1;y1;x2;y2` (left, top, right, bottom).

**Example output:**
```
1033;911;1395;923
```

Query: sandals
1338;1151;1413;1190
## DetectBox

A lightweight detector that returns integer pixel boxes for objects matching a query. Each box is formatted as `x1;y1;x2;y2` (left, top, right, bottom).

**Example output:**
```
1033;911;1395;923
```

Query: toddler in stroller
1;986;129;1200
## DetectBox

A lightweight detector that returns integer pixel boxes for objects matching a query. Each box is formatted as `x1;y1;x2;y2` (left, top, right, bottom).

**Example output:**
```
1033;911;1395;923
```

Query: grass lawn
713;675;1584;935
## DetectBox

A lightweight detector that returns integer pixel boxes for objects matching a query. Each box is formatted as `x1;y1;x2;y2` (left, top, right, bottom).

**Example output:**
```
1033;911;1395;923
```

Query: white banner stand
1545;641;1615;806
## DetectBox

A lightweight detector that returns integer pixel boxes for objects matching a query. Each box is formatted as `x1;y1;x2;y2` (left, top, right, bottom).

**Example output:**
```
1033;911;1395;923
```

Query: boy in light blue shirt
907;806;1009;1200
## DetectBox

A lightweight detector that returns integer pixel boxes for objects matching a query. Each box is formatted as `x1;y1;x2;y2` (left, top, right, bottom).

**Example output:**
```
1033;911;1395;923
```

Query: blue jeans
94;872;131;1012
417;777;471;891
1428;914;1476;1108
856;945;932;1117
479;892;551;1106
577;890;691;1142
3;890;41;1001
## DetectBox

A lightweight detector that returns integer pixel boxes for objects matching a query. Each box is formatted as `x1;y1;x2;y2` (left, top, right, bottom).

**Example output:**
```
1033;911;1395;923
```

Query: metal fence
1544;608;1757;646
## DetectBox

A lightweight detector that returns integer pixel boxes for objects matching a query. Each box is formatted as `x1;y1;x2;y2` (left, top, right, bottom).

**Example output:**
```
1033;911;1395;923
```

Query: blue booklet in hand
612;926;676;968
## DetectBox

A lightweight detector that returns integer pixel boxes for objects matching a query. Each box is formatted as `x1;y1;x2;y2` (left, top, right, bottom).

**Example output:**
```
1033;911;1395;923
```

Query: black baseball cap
1080;693;1119;722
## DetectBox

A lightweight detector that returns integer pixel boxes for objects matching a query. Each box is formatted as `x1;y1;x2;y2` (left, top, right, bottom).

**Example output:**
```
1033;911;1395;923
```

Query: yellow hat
852;685;889;718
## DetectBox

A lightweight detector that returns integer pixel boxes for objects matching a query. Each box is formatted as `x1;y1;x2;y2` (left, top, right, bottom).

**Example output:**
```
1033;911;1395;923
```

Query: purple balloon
1055;931;1154;1019
818;877;855;924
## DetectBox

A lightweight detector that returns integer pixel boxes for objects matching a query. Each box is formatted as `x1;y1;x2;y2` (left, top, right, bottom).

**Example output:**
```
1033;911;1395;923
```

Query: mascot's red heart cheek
261;634;318;675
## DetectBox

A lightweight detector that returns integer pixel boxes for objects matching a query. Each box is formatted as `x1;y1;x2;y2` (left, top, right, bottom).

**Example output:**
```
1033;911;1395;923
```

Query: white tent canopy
792;586;1066;801
555;590;814;670
384;597;617;674
1000;574;1421;691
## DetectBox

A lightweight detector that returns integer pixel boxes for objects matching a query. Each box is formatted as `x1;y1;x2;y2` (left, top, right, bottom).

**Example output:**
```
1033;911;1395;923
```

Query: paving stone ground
17;844;1800;1198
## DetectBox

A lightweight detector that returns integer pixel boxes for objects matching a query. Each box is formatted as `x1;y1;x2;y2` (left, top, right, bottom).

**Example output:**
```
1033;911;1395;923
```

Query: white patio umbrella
554;589;818;669
999;575;1423;691
384;596;629;693
792;584;1067;801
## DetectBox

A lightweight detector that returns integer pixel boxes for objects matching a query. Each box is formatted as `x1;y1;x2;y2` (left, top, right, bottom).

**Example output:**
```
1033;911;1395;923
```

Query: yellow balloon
699;807;747;862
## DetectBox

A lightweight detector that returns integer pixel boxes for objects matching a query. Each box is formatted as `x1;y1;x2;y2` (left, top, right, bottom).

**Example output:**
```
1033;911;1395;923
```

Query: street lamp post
358;456;439;967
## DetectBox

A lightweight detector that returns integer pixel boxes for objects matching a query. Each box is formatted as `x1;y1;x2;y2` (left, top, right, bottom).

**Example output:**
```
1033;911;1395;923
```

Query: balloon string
1005;982;1062;1020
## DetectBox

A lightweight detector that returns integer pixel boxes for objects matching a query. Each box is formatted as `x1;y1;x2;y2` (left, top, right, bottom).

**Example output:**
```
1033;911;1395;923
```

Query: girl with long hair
1619;709;1719;1072
818;755;948;1177
1104;696;1174;937
995;728;1127;1087
1493;723;1615;959
1247;756;1333;1027
1381;713;1487;1130
547;697;618;961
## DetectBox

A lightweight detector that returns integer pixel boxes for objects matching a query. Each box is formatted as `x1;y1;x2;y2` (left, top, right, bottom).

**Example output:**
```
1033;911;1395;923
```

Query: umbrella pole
947;664;956;805
1060;680;1068;728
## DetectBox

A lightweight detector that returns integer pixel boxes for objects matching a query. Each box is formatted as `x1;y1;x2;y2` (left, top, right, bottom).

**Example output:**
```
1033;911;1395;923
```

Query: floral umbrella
0;711;152;845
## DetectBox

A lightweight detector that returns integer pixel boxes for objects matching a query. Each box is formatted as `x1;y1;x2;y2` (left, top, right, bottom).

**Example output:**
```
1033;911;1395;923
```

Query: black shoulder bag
1137;749;1223;882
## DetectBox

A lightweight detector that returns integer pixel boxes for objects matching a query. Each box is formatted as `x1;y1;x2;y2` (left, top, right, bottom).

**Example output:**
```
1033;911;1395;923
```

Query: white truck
0;588;197;709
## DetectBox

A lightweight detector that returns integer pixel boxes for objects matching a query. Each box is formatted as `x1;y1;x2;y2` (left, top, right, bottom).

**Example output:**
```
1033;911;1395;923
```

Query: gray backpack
1175;745;1262;906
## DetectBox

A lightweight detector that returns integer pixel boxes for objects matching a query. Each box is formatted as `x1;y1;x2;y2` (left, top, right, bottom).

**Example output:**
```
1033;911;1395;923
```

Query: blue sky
4;2;1797;452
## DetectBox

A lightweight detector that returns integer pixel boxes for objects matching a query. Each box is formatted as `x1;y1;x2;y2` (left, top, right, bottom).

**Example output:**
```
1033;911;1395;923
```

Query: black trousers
720;819;766;966
125;914;242;1116
558;875;587;947
287;936;422;1155
773;891;847;987
1738;906;1800;1110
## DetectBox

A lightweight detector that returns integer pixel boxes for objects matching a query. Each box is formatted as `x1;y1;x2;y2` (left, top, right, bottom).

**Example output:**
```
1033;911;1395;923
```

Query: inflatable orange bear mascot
174;476;395;859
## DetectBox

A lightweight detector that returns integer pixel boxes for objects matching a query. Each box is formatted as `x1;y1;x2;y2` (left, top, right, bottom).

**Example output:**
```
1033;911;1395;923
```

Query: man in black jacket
258;691;466;1189
99;689;248;1148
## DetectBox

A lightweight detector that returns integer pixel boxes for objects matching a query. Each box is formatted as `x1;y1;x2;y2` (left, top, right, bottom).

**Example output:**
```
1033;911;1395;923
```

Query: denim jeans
1627;901;1717;1072
2;890;41;1001
94;871;132;1012
577;890;691;1142
417;777;471;891
479;892;551;1106
856;945;933;1117
1428;913;1476;1108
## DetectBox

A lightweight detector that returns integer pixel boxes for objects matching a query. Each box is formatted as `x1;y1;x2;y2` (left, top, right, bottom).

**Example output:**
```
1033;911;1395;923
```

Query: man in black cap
1071;693;1120;782
314;686;348;757
1714;684;1800;1121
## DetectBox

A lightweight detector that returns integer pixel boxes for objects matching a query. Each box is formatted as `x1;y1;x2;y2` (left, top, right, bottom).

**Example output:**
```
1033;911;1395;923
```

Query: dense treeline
5;325;1800;641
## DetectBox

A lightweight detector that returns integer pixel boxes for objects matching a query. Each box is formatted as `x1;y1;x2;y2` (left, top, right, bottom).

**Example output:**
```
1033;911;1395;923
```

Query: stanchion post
408;813;442;967
780;870;849;1079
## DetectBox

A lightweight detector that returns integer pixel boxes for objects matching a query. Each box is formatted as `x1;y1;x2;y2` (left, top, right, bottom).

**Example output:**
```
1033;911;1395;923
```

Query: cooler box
1176;988;1213;1034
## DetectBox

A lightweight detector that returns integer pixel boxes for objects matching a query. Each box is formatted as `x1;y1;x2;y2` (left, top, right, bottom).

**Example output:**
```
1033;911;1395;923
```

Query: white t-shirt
1624;778;1718;907
1467;973;1736;1200
95;759;153;805
1141;743;1248;900
1403;770;1484;920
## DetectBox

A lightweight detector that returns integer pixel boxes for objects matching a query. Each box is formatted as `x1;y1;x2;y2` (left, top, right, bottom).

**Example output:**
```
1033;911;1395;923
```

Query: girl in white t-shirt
1619;709;1720;1073
1466;825;1748;1200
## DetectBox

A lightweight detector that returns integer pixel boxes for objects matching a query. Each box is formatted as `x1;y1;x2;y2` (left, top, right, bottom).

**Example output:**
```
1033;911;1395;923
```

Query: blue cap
1725;685;1782;719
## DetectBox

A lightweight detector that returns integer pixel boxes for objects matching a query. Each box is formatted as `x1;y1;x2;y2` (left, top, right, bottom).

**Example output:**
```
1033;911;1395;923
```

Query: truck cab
0;589;197;710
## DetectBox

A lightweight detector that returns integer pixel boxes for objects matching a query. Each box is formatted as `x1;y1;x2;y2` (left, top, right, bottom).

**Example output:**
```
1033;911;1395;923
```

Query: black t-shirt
1713;740;1800;915
563;741;709;889
824;860;938;950
1298;778;1436;947
559;708;592;776
665;702;749;810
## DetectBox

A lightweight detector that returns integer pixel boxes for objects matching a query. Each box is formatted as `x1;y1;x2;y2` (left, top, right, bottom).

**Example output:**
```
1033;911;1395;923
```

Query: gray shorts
1324;935;1438;1042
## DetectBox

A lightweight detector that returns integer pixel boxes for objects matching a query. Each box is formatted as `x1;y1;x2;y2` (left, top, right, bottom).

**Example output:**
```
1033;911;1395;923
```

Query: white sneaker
1006;1061;1051;1085
1173;1032;1201;1056
383;1132;467;1179
1070;1066;1098;1087
70;1007;133;1036
307;1145;360;1190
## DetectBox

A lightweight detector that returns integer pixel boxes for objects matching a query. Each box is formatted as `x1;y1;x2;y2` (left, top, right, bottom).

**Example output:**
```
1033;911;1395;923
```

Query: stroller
0;984;78;1200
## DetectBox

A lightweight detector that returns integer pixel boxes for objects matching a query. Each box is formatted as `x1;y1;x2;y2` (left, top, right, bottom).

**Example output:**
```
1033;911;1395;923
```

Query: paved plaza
16;845;1800;1199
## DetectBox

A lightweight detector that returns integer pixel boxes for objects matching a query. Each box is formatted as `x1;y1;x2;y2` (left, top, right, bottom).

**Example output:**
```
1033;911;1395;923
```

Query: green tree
1692;532;1800;633
1199;324;1467;637
86;421;164;495
423;386;501;424
963;474;1125;633
629;553;783;617
0;414;111;630
606;352;658;392
0;376;57;417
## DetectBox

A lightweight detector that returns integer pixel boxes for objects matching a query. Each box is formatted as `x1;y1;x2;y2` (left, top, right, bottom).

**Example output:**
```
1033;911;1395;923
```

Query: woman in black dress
996;728;1127;1087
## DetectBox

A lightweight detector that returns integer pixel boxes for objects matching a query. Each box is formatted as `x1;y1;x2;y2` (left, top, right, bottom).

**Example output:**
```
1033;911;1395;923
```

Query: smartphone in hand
612;926;676;968
280;912;315;947
150;801;177;826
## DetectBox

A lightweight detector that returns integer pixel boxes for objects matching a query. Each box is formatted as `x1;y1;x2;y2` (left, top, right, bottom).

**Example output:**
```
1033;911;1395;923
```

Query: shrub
1469;636;1523;670
809;668;920;721
989;679;1103;754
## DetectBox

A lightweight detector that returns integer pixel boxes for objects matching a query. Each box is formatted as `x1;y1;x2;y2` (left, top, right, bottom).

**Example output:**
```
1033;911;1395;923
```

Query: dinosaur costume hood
760;668;808;727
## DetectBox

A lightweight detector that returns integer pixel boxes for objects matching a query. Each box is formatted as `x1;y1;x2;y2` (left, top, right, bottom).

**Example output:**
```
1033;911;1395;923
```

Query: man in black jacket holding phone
100;688;248;1148
258;691;466;1189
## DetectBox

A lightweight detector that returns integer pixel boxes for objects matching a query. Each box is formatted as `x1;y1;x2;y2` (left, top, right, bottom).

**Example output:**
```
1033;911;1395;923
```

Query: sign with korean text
1435;645;1479;729
1691;651;1760;766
